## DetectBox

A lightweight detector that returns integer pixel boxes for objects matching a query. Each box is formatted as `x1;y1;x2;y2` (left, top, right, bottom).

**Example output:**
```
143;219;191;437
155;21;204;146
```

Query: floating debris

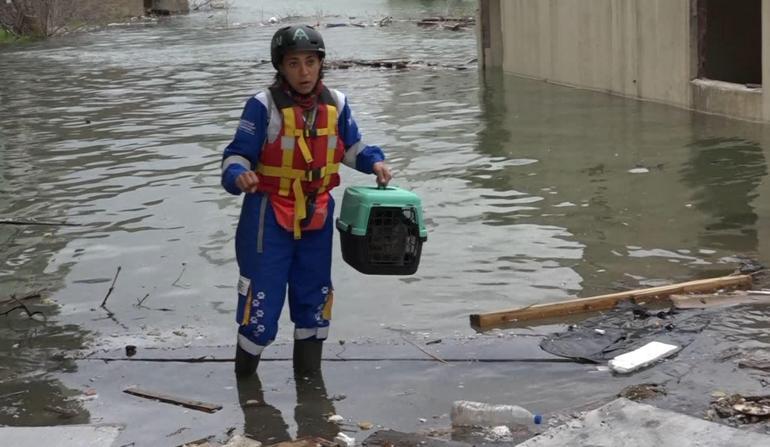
608;341;680;374
710;394;770;424
415;16;475;31
617;383;667;401
327;414;344;423
333;432;355;447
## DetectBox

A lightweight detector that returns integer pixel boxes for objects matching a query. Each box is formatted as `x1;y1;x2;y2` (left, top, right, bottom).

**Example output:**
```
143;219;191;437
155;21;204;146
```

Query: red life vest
256;86;345;238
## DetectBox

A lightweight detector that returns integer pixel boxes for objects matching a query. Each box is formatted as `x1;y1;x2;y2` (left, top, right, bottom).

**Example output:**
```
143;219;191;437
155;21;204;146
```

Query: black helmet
270;25;326;70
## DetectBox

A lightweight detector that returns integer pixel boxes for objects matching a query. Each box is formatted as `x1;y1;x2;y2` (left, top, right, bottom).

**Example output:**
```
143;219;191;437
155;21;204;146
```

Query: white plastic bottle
451;400;543;430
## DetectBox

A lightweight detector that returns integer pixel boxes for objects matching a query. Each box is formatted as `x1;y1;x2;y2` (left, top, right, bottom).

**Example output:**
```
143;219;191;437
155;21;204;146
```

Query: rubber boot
293;339;323;377
235;344;260;378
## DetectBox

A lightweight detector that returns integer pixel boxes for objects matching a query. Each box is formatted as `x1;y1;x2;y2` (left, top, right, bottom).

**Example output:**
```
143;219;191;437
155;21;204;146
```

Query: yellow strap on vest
326;105;338;137
292;179;306;239
294;128;330;137
319;105;338;193
266;103;341;238
256;164;339;180
297;134;314;165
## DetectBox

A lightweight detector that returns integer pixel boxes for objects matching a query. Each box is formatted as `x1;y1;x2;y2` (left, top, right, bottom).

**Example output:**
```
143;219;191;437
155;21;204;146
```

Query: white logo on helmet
293;28;310;41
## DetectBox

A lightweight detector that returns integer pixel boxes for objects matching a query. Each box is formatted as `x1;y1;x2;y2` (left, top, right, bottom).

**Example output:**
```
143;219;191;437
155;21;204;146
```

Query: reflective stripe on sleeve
222;155;251;173
342;140;365;168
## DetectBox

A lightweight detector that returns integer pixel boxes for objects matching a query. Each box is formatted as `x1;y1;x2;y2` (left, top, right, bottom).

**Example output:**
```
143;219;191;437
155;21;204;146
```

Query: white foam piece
334;432;356;447
608;341;679;374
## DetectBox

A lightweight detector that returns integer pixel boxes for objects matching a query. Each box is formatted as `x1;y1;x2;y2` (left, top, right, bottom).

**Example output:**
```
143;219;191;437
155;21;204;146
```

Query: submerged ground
1;0;770;444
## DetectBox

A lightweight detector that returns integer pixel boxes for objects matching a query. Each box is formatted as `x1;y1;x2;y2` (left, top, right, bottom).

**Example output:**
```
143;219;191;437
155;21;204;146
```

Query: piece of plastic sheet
539;301;714;363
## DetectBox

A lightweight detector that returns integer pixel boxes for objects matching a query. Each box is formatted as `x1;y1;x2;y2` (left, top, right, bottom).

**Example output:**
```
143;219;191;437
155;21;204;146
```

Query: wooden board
268;438;335;447
670;292;770;309
123;387;221;413
470;274;752;330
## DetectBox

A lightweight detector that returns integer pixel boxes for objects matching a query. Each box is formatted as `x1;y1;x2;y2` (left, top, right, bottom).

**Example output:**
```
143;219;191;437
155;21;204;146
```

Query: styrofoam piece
328;414;344;423
334;432;356;447
608;341;679;374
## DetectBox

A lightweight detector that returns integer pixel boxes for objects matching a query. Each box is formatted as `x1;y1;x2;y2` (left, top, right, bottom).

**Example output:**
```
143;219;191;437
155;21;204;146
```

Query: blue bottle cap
534;414;543;425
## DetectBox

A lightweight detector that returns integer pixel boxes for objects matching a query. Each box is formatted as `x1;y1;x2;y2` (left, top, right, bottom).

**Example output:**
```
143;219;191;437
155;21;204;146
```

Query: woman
221;24;391;378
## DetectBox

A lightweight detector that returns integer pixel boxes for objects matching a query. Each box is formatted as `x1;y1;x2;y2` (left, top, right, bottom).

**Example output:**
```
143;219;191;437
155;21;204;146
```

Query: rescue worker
221;25;392;378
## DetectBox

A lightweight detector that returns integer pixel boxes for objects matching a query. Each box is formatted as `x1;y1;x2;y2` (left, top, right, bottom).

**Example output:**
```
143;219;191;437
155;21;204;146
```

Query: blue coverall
221;88;385;356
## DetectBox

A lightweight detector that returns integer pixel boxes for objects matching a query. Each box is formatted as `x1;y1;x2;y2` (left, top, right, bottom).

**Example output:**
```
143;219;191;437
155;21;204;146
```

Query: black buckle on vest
305;168;323;181
304;127;317;138
300;192;318;227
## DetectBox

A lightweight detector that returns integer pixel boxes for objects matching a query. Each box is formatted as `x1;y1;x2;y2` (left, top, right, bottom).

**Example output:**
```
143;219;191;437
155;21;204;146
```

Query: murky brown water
1;0;769;431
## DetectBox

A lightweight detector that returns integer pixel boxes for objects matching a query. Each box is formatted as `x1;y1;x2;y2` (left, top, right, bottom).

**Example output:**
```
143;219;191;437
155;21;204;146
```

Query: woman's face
281;51;321;95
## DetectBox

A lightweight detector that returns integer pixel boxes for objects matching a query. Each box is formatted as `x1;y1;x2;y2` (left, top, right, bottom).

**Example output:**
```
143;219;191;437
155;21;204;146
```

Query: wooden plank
670;292;770;309
0;292;42;307
470;274;752;330
123;387;221;413
268;438;335;447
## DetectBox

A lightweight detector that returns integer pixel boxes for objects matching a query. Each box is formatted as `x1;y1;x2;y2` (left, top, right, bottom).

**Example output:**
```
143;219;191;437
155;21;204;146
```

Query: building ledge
691;78;762;94
690;78;763;121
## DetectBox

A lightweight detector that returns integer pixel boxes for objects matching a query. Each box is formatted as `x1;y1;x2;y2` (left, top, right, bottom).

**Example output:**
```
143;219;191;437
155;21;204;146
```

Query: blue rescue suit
221;88;385;356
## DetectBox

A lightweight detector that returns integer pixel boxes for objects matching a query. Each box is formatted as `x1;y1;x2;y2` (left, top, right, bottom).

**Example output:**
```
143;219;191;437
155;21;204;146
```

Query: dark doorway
697;0;762;85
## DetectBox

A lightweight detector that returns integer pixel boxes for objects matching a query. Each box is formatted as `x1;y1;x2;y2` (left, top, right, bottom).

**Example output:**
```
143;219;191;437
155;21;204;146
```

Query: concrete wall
478;0;503;68
102;0;144;18
481;0;770;123
147;0;190;15
496;0;692;108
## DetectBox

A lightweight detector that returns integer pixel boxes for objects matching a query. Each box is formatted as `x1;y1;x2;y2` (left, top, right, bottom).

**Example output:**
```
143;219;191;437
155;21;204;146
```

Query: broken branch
171;262;188;288
136;293;150;307
100;266;122;309
400;336;448;364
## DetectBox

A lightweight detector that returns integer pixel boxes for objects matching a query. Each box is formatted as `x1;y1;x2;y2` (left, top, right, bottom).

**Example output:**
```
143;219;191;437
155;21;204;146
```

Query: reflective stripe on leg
238;333;267;356
294;326;329;340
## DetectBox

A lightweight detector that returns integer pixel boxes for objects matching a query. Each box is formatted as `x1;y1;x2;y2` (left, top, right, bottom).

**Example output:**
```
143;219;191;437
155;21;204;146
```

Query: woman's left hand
372;161;392;187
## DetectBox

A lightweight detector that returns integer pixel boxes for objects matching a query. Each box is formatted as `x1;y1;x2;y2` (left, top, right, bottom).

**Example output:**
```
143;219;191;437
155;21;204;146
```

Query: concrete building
144;0;190;15
478;0;770;122
106;0;191;16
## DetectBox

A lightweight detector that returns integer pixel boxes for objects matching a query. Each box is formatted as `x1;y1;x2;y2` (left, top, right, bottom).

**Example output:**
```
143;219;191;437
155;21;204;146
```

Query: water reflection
473;69;770;297
237;374;338;443
237;376;290;443
0;297;90;425
681;137;767;253
2;1;770;432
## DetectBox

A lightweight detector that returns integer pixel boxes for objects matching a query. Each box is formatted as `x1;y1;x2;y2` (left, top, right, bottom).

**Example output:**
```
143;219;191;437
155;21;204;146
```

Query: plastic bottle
451;400;543;430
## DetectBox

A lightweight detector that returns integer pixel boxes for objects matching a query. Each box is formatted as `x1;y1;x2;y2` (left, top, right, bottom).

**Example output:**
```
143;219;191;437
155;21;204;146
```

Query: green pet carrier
336;186;427;275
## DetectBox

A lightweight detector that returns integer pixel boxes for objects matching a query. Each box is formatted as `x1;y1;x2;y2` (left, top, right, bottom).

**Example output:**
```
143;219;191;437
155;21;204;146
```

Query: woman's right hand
236;171;260;194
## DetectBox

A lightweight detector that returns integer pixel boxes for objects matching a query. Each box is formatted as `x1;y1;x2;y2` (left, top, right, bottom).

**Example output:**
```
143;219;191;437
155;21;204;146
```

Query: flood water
1;0;770;429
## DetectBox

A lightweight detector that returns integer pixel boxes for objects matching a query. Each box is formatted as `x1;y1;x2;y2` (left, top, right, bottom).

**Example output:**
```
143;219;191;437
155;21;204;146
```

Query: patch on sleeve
238;119;256;135
237;275;251;296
